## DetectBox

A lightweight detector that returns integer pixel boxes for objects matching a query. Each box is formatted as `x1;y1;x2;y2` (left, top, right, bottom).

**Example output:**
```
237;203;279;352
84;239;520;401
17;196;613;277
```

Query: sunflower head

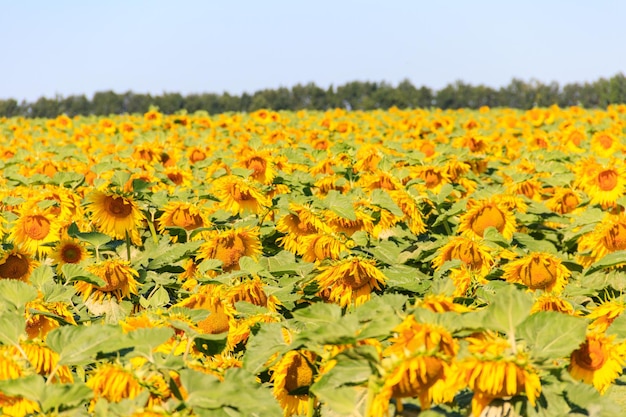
458;198;516;239
75;258;140;302
315;257;387;307
0;247;36;282
198;227;261;272
271;350;317;417
87;190;144;244
50;238;88;267
569;332;625;394
502;252;570;293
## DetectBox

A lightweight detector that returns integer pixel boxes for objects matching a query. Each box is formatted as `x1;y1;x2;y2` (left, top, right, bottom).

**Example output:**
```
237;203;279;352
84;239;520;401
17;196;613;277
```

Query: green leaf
124;327;175;357
243;322;289;373
149;286;171;308
0;312;26;346
482;284;533;336
584;250;626;275
62;263;106;287
517;312;587;359
0;374;45;401
146;241;202;269
565;383;622;416
30;264;56;289
324;190;356;220
370;189;404;216
0;279;37;310
69;230;112;248
47;324;127;366
40;382;94;413
513;233;557;254
607;313;626;341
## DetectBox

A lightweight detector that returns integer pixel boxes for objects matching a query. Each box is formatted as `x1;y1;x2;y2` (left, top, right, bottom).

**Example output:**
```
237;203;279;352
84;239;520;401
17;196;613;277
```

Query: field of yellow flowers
1;105;626;416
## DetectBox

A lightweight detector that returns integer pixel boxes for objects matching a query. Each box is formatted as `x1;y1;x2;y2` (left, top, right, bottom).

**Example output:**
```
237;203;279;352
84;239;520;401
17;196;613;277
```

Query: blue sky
1;0;624;102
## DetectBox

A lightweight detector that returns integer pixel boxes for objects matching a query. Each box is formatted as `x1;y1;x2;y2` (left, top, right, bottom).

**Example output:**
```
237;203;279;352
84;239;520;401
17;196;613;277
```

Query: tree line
2;73;626;118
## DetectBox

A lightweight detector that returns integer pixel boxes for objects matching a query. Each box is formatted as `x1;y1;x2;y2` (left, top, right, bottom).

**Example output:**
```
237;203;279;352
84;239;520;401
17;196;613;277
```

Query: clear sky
1;0;624;102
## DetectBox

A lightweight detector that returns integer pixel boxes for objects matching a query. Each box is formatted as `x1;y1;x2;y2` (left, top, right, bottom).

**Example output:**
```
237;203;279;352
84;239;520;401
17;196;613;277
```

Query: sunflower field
1;105;626;417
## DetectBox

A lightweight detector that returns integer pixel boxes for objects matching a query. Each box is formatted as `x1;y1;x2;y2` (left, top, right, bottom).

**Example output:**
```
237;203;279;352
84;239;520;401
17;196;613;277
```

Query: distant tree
0;99;21;117
92;91;125;115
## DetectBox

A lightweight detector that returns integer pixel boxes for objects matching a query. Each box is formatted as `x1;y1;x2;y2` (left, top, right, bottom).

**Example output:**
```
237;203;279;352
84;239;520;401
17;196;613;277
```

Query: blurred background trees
2;73;626;117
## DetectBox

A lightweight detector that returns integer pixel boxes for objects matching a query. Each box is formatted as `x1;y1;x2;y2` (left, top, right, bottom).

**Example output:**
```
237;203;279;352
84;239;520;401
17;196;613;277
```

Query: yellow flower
87;363;144;407
157;201;210;240
569;332;625;394
25;298;76;340
15;340;73;383
544;187;581;215
501;252;570;293
582;164;626;208
50;238;89;267
75;258;140;302
457;198;516;240
87;190;144;245
530;294;577;315
271;350;317;417
197;227;261;272
432;236;493;277
577;213;626;268
586;300;626;333
211;175;271;215
10;205;61;256
0;247;36;282
315;257;386;307
591;130;622;158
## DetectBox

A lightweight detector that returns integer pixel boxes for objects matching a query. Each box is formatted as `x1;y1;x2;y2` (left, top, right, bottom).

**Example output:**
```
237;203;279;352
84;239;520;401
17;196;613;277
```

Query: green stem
125;231;132;261
306;395;316;417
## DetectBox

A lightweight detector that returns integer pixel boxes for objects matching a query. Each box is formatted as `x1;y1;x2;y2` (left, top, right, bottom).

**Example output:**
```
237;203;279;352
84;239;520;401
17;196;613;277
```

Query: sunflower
227;275;280;312
276;204;332;253
197;227;261;272
9;204;61;256
457;198;517;240
411;165;451;193
501;252;570;293
325;207;374;237
271;350;317;417
463;333;541;417
157;201;210;240
236;150;276;185
25;298;76;340
315;257;386;307
370;318;460;415
298;232;352;263
0;247;36;282
357;170;404;192
591;130;622;158
580;163;626;208
16;340;73;383
389;190;427;235
586;300;626;333
577;213;626;268
87;363;144;407
544;187;581;215
75;258;140;302
432;236;493;277
416;294;472;313
50;238;89;267
0;346;41;417
211;175;271;215
530;294;577;315
87;190;144;245
569;332;626;394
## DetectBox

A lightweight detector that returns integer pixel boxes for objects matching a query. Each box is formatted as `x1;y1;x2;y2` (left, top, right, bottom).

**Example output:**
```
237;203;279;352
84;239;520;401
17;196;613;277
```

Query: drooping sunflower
197;227;261;272
75;258;140;302
569;332;626;394
577;213;626;268
276;203;332;254
236;149;276;185
530;294;577;315
462;333;541;417
315;257;386;307
15;340;73;383
9;204;61;256
25;298;76;340
0;247;36;282
211;175;271;215
50;238;89;268
370;317;461;415
457;198;517;240
157;201;210;240
87;189;144;245
432;236;493;277
271;349;317;417
227;275;280;312
87;363;144;408
586;300;626;333
0;346;41;417
357;170;404;192
544;187;581;215
501;252;570;293
389;190;427;235
298;232;352;263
